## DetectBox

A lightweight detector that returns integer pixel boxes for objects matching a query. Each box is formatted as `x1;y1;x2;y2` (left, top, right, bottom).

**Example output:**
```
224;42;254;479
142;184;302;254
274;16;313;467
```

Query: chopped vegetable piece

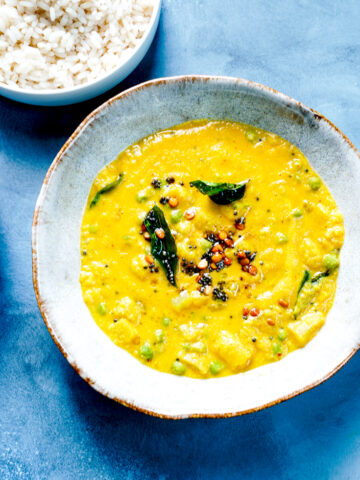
144;205;178;286
278;329;287;341
190;341;207;353
190;179;249;205
276;232;288;244
170;209;183;224
323;253;339;271
171;360;186;375
90;173;124;208
89;224;98;234
200;238;212;252
292;208;303;218
308;176;321;190
245;130;256;142
97;302;107;315
210;360;224;375
136;189;149;202
154;329;165;343
162;317;171;327
140;342;153;360
272;341;281;354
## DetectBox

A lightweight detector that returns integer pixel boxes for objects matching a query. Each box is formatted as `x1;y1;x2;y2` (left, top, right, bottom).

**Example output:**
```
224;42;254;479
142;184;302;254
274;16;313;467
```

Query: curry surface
80;120;344;378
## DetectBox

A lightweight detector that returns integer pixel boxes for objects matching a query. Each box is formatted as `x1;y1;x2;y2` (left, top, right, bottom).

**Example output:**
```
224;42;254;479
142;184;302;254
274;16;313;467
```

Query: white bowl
0;1;161;107
33;76;360;418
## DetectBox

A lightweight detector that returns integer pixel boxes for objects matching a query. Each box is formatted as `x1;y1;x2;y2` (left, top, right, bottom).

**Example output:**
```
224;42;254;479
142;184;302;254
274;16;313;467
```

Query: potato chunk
111;296;143;324
179;352;210;375
288;312;325;346
213;331;254;372
179;321;207;341
108;318;140;345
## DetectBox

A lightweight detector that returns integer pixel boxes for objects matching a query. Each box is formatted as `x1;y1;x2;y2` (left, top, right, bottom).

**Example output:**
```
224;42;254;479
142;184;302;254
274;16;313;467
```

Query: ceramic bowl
32;76;360;418
0;1;161;107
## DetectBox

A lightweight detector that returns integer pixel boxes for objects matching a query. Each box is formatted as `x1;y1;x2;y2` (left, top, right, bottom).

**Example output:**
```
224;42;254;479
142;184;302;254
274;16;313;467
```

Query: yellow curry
80;120;344;378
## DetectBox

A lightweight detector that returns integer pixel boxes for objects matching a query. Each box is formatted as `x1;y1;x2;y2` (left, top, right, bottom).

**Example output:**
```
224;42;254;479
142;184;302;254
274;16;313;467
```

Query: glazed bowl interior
33;76;360;418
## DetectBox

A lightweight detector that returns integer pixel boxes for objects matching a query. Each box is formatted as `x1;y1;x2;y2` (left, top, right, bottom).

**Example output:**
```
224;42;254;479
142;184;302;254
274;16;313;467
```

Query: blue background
1;1;359;478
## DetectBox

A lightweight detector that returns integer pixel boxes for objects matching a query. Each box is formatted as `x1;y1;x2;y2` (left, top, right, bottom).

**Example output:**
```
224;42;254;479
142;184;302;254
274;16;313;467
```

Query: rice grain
0;0;155;90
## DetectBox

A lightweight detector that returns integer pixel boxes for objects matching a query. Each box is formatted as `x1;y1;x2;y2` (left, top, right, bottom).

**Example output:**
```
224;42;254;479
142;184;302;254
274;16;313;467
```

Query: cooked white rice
0;0;154;90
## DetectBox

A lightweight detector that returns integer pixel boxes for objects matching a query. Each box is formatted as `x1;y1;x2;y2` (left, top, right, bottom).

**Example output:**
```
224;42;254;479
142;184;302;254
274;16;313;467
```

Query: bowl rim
32;75;360;419
0;0;161;97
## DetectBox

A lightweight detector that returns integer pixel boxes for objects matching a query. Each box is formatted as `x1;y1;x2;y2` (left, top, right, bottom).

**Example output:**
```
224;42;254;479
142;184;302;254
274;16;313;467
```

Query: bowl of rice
0;0;161;106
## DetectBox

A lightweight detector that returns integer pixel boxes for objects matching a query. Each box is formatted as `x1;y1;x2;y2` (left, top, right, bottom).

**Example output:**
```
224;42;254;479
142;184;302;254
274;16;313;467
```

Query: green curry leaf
297;269;310;298
190;179;249;205
90;173;124;208
144;205;178;286
294;269;330;318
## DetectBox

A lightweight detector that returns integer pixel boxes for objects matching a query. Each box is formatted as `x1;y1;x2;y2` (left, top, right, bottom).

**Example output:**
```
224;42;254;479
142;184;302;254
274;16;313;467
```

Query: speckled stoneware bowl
33;76;360;418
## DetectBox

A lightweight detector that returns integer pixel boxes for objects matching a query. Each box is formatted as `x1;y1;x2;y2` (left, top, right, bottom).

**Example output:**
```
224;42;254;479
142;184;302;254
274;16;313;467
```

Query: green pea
136;189;150;203
276;232;289;244
182;343;191;352
97;302;107;315
278;329;287;341
309;176;321;190
171;360;186;375
246;130;256;142
199;238;212;252
210;360;224;375
140;342;153;361
292;208;303;218
89;224;98;234
323;253;339;271
162;317;171;327
272;341;282;355
170;209;183;224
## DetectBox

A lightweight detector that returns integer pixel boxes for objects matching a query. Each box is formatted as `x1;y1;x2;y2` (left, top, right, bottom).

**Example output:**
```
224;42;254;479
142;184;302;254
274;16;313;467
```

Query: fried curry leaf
144;205;178;286
190;180;249;205
90;173;124;208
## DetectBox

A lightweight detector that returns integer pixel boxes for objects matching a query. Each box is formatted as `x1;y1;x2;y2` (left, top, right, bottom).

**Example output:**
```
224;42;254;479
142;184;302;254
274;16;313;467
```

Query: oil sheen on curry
80;120;344;379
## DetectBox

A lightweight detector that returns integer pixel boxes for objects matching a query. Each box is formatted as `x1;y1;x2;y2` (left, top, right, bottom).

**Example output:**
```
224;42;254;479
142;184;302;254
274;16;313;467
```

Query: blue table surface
1;1;360;478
